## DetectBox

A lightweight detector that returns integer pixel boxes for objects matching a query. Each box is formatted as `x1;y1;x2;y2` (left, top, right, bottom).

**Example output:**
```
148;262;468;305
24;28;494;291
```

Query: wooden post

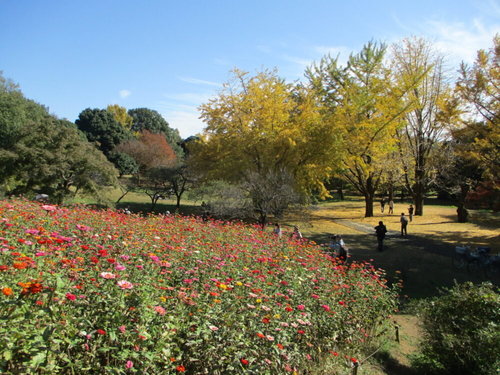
395;324;400;343
352;361;359;375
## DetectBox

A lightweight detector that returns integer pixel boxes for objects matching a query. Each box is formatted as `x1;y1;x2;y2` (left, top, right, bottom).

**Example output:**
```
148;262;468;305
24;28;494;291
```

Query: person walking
400;213;408;236
380;198;386;213
408;204;414;222
374;221;387;252
273;223;282;238
388;199;394;214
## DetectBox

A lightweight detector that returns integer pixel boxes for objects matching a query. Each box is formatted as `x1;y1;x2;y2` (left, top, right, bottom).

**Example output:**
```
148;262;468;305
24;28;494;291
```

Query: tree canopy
307;42;411;216
0;75;117;202
128;108;183;156
75;108;132;156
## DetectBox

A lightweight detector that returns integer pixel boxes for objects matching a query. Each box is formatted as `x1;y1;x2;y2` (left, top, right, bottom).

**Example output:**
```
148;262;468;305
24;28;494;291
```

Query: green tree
3;118;117;203
128;108;183;156
75;108;132;156
307;42;410;217
0;74;48;151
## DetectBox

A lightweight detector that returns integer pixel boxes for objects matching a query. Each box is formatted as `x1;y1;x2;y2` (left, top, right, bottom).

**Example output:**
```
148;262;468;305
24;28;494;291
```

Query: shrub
413;282;500;375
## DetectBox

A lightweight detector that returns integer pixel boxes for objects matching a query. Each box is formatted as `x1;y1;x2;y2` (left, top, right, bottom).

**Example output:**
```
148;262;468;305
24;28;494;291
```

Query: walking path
335;219;452;257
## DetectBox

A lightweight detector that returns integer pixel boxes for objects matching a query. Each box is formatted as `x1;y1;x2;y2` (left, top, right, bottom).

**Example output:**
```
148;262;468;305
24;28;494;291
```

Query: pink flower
154;306;166;315
66;293;77;301
118;325;126;333
100;272;116;279
297;304;305;311
76;224;91;232
115;264;126;271
117;280;133;289
209;325;219;331
41;205;56;212
35;252;47;256
321;304;331;311
126;360;133;369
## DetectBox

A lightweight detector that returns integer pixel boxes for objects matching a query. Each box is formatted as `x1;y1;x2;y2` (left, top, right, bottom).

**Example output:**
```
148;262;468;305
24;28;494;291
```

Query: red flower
240;358;249;365
65;292;77;301
97;329;106;335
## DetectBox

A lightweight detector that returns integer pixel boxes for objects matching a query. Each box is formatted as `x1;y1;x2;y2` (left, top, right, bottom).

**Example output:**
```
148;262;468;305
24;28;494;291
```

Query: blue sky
1;0;499;138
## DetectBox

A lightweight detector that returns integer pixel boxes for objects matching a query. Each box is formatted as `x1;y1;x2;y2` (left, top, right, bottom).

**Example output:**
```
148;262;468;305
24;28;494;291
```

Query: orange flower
2;287;13;296
176;365;186;372
18;281;43;294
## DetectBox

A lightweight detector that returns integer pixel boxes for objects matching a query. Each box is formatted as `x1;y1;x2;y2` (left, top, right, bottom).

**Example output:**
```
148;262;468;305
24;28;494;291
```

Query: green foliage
413;282;500;375
0;75;117;203
0;74;49;150
108;151;139;177
128;108;183;156
76;108;132;156
3;118;117;203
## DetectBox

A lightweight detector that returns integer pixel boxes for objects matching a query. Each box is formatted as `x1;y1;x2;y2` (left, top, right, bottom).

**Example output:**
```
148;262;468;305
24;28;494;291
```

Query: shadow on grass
116;201;203;216
308;230;498;300
372;350;416;375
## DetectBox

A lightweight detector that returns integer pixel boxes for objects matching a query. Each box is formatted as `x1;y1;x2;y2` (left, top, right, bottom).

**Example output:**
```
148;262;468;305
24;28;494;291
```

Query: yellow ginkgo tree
308;42;413;217
189;69;342;225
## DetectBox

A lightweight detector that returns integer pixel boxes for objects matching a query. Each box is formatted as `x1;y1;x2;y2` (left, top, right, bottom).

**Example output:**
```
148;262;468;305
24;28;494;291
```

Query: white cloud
163;92;215;105
426;18;499;64
119;89;131;98
161;107;205;138
178;76;221;87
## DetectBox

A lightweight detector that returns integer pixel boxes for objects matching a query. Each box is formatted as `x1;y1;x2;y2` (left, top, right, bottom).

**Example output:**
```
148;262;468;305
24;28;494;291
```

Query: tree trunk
363;176;376;217
364;194;374;217
457;184;470;223
338;187;344;200
116;190;129;204
414;169;425;216
176;194;182;209
388;185;394;202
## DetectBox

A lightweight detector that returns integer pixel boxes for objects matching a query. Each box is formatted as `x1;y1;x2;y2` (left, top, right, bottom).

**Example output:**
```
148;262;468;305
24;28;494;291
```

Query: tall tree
191;69;340;223
455;35;499;179
307;42;410;217
391;37;458;216
128;108;183;156
75;108;132;156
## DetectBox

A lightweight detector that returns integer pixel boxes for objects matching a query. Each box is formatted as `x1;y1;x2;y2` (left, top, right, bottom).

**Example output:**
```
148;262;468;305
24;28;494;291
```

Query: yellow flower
235;281;243;286
256;298;262;303
218;284;228;290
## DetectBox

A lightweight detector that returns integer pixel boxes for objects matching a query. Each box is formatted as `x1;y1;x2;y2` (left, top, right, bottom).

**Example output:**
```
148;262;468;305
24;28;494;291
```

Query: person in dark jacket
374;221;387;251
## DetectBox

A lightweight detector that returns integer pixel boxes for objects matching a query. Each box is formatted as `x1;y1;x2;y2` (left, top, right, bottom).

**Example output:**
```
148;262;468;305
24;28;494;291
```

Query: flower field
0;200;398;374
